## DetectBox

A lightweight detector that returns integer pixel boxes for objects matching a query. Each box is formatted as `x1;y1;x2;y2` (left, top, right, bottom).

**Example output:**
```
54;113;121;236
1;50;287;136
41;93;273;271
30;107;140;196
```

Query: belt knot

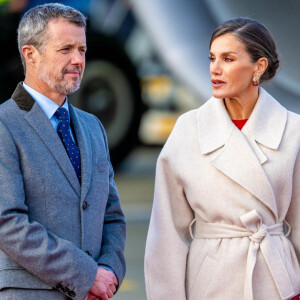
249;223;267;243
189;210;294;299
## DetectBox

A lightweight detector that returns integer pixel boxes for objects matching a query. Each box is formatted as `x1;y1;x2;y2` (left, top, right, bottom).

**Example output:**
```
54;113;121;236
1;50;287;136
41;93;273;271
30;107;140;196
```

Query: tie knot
249;224;267;243
54;107;69;120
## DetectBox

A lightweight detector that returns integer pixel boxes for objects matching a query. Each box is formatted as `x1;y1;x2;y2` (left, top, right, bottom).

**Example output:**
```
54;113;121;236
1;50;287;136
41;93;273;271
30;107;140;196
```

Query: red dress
232;119;248;130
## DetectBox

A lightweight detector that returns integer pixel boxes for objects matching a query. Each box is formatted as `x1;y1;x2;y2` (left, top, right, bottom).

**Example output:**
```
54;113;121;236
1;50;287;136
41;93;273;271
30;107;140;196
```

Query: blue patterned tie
54;107;81;182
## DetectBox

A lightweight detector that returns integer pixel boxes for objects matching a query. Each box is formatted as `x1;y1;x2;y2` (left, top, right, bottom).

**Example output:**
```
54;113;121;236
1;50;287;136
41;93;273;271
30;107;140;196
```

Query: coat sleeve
0;120;98;300
95;118;126;288
286;148;300;263
144;118;194;300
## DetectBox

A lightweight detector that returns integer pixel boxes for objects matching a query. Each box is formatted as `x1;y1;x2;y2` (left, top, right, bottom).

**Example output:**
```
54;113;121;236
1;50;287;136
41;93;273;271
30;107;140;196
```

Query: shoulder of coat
177;108;198;123
0;99;23;123
287;110;300;123
159;109;198;158
283;107;300;136
285;110;300;140
169;109;199;138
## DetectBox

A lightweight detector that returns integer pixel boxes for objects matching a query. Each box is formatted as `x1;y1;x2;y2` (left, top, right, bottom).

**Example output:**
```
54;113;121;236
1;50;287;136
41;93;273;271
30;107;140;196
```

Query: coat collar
11;82;82;197
198;87;287;155
242;88;287;150
12;82;35;111
197;88;287;221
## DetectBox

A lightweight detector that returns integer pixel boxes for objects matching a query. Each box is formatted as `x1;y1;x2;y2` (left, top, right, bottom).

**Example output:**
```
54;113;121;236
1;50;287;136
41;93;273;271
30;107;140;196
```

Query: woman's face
209;33;257;99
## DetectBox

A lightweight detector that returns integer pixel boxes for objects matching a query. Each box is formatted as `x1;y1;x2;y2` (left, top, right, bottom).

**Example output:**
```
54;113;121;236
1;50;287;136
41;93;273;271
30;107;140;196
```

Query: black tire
69;31;143;167
0;13;24;101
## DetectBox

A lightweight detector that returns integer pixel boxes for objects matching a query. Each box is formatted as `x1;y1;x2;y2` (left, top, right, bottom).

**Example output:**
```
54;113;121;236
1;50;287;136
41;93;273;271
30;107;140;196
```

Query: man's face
37;18;86;96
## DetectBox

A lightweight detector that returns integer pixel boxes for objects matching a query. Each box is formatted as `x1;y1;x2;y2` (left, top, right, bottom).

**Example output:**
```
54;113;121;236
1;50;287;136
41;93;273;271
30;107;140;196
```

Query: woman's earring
253;73;260;86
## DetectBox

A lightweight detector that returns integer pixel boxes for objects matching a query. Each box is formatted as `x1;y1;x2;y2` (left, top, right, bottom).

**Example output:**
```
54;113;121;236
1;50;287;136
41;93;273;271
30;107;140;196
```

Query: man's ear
22;45;40;68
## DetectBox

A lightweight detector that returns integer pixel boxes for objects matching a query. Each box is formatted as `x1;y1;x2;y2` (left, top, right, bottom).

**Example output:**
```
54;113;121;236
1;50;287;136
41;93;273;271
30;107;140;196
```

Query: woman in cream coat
145;18;300;300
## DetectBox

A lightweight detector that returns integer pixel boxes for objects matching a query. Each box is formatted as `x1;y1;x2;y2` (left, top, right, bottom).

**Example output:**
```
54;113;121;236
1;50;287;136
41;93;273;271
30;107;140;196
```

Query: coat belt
189;210;294;300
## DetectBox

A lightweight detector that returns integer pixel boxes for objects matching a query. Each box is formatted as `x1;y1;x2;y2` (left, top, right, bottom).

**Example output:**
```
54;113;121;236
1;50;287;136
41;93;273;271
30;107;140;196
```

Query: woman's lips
211;79;225;88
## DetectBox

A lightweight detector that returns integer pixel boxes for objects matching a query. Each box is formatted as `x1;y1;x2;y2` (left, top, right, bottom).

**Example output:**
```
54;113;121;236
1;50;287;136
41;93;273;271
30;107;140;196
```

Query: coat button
68;291;76;298
85;250;91;256
82;201;88;210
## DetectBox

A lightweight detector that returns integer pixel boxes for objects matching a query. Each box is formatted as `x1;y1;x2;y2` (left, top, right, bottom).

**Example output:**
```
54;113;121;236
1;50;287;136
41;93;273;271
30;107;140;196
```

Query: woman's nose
210;60;222;75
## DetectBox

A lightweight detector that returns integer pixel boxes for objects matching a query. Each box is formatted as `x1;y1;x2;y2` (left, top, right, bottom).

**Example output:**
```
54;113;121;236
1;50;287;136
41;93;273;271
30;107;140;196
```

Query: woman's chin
212;90;226;99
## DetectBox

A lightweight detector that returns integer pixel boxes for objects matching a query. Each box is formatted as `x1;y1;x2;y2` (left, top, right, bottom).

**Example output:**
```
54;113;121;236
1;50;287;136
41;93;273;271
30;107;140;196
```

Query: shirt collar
22;82;69;120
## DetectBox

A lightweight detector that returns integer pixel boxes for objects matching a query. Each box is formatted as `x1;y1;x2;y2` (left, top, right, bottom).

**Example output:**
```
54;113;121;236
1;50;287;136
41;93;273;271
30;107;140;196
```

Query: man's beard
39;65;82;95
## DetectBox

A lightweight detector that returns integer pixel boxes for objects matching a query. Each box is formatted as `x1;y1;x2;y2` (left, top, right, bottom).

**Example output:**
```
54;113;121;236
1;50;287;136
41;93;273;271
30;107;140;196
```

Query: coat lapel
12;83;81;197
242;88;287;155
69;105;92;201
211;127;278;219
197;88;287;221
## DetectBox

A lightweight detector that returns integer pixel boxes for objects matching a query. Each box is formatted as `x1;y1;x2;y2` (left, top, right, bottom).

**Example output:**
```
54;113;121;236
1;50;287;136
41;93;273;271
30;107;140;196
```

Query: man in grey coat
0;3;126;300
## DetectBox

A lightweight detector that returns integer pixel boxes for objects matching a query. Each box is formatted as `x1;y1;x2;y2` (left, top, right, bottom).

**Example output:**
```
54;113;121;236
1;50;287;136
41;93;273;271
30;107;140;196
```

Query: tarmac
113;146;161;300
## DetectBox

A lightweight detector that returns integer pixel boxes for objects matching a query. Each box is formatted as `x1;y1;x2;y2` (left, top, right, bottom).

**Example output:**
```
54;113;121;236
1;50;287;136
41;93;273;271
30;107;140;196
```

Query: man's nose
70;50;85;65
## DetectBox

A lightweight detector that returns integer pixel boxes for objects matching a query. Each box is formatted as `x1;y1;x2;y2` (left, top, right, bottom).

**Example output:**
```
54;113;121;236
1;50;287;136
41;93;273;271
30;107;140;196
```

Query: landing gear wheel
70;32;143;167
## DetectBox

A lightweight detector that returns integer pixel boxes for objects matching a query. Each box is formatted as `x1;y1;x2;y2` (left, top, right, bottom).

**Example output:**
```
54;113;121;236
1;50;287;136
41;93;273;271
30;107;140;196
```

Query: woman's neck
224;88;259;120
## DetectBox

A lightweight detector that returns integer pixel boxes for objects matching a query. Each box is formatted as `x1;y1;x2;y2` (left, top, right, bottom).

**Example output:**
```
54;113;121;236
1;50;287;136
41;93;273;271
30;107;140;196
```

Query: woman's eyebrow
209;51;238;56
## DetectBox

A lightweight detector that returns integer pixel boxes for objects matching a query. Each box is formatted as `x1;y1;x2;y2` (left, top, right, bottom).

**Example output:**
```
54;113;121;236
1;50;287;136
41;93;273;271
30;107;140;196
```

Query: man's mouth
63;67;82;78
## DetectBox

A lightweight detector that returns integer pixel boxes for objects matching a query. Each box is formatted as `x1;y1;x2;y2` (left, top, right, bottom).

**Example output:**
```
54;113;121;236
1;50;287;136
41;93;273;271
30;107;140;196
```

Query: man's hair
18;3;86;71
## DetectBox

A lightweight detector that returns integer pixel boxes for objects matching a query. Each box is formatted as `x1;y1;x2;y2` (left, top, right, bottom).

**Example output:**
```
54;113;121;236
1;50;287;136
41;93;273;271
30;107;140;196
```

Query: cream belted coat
145;88;300;300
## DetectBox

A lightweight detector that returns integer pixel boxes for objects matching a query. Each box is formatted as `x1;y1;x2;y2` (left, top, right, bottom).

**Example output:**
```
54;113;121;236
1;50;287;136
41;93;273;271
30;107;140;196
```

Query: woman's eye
225;57;234;62
209;57;215;62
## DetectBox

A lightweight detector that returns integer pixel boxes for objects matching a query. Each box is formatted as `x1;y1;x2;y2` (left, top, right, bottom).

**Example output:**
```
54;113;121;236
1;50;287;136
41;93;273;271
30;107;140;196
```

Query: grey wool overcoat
145;88;300;300
0;83;126;300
